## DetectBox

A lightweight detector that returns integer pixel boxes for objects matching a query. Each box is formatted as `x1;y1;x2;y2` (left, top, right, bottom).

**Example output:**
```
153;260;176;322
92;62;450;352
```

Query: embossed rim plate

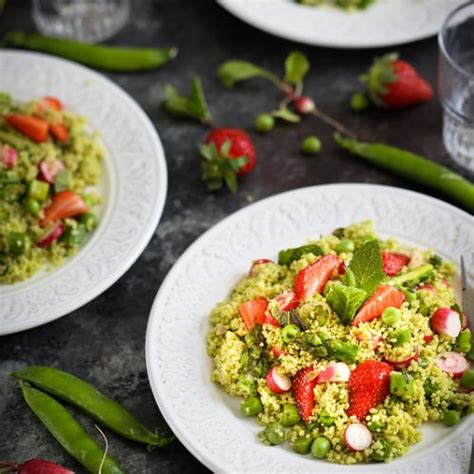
146;184;473;473
0;51;167;335
218;0;466;48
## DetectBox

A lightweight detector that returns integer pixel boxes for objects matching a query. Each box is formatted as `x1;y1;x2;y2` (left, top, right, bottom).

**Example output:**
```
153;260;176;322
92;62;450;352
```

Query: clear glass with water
439;2;474;172
32;0;130;43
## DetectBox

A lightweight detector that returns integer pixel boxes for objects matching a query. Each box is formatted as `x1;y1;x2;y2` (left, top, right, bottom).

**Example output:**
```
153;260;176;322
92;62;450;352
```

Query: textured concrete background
0;0;471;472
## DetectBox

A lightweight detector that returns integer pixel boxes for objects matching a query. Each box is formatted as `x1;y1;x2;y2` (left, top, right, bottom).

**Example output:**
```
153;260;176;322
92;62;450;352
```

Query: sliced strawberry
292;366;318;422
50;123;69;144
41;96;63;111
262;311;280;328
36;222;64;248
294;255;340;300
238;297;268;330
274;290;299;311
418;284;436;293
382;251;410;276
353;285;405;327
347;360;392;421
40;191;88;226
270;346;285;358
423;333;434;343
338;260;347;275
4;114;49;143
249;258;273;276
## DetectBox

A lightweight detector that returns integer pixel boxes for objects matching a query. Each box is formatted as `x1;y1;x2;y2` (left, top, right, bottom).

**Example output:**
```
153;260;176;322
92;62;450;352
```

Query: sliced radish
344;423;372;451
274;290;299;311
38;159;65;184
432;307;461;338
418;284;436;293
386;348;419;369
265;366;292;394
436;352;468;378
461;312;469;329
36;222;64;248
17;458;74;474
270;347;285;358
0;145;17;169
262;311;281;328
317;362;350;383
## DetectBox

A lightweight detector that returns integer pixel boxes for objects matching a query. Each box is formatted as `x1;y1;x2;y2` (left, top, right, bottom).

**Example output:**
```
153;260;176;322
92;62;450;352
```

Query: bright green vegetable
304;332;323;347
403;289;417;304
371;439;392;462
389;264;434;287
12;366;173;448
326;283;367;324
350;92;370;111
3;31;177;71
255;113;275;133
328;339;358;363
335;239;354;254
318;409;335;427
281;404;300;427
282;324;301;342
442;410;461;426
261;422;286;445
7;231;30;255
62;223;87;247
382;307;401;326
301;135;322;155
460;369;474;389
392;328;412;346
28;179;49;202
0;129;40;152
311;437;331;459
390;372;414;399
455;329;472;354
367;419;387;431
241;396;263;416
25;198;41;216
80;212;98;231
278;244;322;265
19;382;124;474
292;434;313;454
334;133;474;213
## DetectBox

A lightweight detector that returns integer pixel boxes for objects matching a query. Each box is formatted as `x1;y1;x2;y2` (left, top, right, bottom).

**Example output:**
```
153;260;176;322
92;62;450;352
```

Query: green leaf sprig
218;51;354;136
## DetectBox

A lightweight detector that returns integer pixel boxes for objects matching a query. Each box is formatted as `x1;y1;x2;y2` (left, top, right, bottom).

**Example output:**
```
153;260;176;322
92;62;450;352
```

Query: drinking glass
438;2;474;172
32;0;130;43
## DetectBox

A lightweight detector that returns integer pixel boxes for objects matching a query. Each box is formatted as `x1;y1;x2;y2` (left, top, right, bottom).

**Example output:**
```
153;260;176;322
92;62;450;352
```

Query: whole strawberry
346;360;392;420
361;53;433;109
201;128;256;193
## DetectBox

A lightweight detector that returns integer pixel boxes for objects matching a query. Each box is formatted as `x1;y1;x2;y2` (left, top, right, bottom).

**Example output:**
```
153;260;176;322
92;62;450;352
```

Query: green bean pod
0;129;41;153
334;133;474;213
20;382;124;474
3;31;177;71
13;365;172;448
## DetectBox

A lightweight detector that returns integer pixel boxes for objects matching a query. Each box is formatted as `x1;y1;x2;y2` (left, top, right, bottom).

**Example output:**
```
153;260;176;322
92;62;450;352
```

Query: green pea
241;396;262;417
367;419;387;431
371;439;392;462
281;404;300;427
455;329;472;354
304;332;323;347
282;324;301;343
350;92;370;112
79;211;98;231
255;113;275;133
442;410;461;427
28;179;49;202
292;434;313;455
403;289;417;304
382;307;401;326
311;437;331;459
335;239;354;254
424;380;438;397
318;409;335;427
391;328;411;346
25;198;41;216
300;136;322;155
7;231;30;256
261;423;286;445
390;371;413;399
460;369;474;389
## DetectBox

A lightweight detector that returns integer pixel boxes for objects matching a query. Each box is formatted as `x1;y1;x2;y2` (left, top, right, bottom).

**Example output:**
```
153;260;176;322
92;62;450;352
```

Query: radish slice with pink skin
0;145;17;169
436;352;468;378
344;423;372;451
317;362;350;383
431;307;462;338
270;347;285;358
386;348;419;369
423;333;434;343
38;159;65;184
17;458;74;474
418;284;436;292
274;290;299;311
249;258;273;276
37;223;64;248
265;366;292;394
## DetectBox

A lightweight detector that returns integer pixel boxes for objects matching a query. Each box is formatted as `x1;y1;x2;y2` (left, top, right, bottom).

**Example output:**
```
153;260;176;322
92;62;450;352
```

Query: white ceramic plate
218;0;466;48
146;184;473;473
0;51;167;335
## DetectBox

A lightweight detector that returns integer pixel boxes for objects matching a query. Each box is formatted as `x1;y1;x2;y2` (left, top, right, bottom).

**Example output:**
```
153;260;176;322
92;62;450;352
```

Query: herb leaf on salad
326;284;367;324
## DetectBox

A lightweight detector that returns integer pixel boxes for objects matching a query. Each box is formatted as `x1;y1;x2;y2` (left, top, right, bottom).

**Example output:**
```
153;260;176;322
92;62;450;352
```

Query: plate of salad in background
0;50;168;335
218;0;466;48
146;184;473;473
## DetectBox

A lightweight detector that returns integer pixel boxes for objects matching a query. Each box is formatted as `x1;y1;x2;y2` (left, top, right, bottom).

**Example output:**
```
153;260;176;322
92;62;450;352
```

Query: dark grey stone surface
0;1;471;472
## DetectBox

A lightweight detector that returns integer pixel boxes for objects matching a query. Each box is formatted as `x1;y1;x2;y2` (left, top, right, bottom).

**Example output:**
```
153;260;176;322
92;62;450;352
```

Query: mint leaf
278;244;322;266
344;239;384;295
218;60;281;89
284;51;310;85
326;283;367;324
272;106;301;123
162;76;212;124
